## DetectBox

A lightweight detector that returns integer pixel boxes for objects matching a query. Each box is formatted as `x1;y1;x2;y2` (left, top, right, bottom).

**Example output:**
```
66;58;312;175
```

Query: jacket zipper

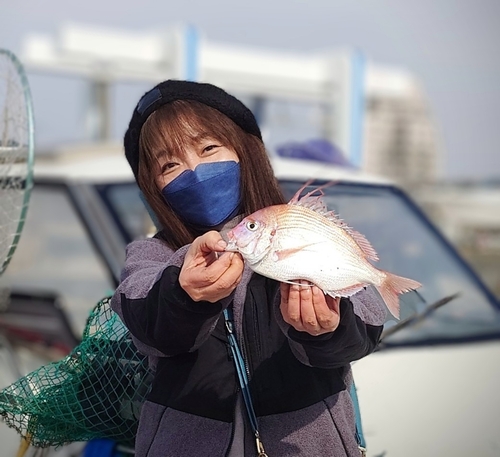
240;330;251;379
241;294;262;381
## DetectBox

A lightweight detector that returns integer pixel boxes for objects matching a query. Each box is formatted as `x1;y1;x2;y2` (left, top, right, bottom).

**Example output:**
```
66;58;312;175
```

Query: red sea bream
225;183;421;318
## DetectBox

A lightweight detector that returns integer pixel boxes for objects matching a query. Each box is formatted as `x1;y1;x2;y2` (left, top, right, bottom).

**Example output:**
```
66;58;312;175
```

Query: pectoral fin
271;242;322;262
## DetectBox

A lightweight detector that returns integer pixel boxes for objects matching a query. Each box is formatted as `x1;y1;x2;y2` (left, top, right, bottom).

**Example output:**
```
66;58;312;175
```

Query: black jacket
111;237;387;456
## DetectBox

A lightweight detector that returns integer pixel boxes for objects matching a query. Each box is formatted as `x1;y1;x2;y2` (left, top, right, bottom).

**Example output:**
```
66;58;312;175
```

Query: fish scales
276;206;369;261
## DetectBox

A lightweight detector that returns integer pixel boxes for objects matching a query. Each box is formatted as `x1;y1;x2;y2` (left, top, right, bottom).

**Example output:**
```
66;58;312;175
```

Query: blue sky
2;0;499;180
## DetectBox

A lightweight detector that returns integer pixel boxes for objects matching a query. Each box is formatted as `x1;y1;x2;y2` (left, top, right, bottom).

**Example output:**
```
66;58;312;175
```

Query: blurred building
20;22;442;189
19;23;498;296
363;66;441;187
415;181;500;297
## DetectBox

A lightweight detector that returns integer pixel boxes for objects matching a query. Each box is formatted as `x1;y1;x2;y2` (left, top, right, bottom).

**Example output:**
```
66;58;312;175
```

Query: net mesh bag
0;296;154;448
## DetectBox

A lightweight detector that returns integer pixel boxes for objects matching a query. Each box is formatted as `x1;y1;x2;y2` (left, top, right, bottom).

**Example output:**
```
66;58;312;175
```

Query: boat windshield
96;179;500;348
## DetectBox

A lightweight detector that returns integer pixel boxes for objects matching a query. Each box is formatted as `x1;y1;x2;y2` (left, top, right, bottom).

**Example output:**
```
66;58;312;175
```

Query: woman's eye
246;221;258;231
203;144;220;153
161;162;177;173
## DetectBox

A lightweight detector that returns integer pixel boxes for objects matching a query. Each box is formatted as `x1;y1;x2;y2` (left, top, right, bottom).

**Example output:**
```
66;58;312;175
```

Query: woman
111;79;386;456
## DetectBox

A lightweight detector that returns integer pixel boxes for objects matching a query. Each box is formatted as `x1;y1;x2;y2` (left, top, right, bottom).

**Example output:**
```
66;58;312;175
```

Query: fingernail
217;240;227;249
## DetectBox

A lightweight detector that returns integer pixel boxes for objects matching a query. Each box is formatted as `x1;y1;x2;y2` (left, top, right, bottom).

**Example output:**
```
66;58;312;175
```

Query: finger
181;253;232;292
197;258;244;301
299;280;321;334
195;231;228;255
198;251;240;285
312;287;339;331
198;278;239;302
281;282;303;330
280;282;290;305
183;232;224;269
186;254;244;302
279;283;290;315
215;253;244;286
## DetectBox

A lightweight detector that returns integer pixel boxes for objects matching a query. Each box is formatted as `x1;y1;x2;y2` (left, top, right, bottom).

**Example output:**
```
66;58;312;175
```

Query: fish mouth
224;238;239;252
224;231;239;252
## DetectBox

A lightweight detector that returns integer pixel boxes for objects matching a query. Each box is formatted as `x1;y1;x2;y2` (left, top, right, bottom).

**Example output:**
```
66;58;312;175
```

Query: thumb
195;231;227;254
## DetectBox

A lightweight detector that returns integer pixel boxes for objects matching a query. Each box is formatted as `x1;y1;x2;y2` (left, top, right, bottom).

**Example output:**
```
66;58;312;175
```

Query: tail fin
376;272;422;319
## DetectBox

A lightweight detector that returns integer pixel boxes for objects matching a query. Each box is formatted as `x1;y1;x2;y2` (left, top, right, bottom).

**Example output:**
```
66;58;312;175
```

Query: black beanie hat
124;79;262;180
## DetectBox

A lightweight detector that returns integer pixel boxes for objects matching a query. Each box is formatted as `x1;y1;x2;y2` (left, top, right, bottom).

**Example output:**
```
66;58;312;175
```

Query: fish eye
246;220;258;231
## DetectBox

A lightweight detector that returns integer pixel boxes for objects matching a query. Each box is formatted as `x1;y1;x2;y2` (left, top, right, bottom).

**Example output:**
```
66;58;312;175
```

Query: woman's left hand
280;280;341;336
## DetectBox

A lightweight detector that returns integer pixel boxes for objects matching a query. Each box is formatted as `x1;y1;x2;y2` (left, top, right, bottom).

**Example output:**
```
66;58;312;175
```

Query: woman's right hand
179;231;244;303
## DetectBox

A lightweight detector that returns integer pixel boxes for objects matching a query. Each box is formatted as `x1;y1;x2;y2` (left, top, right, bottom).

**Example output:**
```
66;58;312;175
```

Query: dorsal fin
319;211;380;262
288;180;335;215
289;182;379;262
288;179;315;205
342;225;380;261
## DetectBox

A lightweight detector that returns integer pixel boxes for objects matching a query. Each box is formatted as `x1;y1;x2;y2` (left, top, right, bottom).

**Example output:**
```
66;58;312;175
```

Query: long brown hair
138;99;285;250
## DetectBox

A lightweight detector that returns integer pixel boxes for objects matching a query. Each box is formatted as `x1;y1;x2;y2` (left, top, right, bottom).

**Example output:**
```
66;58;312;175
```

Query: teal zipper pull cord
223;308;268;457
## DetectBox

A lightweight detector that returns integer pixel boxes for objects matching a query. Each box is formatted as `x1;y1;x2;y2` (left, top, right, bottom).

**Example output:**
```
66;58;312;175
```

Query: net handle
0;48;35;275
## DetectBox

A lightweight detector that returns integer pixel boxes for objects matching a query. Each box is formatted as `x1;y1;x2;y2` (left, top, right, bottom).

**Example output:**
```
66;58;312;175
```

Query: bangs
139;100;240;166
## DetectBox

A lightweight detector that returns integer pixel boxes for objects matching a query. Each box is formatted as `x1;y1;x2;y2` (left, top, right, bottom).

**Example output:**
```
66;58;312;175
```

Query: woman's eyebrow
154;148;169;159
154;147;179;161
191;132;217;143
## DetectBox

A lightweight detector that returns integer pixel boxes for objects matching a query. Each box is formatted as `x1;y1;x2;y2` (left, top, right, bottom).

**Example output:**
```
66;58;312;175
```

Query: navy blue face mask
162;161;241;228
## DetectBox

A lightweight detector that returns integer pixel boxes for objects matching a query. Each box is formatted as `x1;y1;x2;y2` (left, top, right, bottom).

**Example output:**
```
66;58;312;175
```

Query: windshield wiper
377;293;460;348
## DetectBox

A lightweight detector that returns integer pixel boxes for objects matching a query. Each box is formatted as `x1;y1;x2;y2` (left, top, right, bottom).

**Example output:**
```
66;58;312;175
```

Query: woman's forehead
172;116;217;142
153;130;220;159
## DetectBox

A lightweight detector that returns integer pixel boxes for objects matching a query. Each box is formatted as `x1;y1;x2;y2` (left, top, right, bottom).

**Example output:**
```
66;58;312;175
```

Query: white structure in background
24;23;500;297
21;23;440;187
364;67;441;185
416;182;500;295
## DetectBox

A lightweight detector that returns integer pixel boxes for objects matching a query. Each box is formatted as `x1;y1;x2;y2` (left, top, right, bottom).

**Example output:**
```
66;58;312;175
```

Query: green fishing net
0;296;154;448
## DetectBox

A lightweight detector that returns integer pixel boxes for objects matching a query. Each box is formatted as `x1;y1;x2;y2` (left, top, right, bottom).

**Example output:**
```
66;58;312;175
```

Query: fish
225;182;421;319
